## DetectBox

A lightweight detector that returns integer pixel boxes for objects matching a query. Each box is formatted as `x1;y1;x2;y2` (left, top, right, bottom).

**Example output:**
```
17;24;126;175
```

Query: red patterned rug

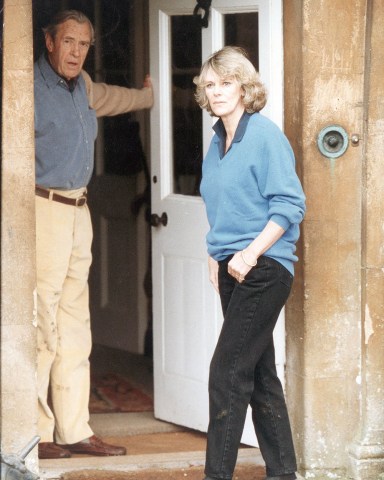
90;373;153;414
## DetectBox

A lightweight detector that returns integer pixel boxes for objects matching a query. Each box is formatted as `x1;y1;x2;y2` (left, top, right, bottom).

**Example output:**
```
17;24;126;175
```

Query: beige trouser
36;189;94;444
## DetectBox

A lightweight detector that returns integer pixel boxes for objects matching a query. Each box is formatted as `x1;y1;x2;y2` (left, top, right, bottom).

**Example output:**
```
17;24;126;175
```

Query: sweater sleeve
256;126;306;230
82;70;153;118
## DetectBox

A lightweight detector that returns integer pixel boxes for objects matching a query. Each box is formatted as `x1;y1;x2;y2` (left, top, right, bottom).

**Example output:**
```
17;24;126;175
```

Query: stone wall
284;0;384;478
1;0;38;474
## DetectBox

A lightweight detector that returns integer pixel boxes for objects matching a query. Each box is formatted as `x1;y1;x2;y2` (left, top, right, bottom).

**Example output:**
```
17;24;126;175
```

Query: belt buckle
76;196;87;207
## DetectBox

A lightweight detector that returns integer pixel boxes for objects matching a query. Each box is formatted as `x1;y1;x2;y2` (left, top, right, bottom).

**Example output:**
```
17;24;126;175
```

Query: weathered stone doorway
1;1;384;479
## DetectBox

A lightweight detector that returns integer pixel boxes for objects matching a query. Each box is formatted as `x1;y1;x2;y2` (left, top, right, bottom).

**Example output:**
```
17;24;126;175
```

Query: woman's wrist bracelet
241;250;257;267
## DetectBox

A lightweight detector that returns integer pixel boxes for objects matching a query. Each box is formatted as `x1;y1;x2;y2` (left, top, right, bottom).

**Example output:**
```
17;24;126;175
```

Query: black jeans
205;255;297;479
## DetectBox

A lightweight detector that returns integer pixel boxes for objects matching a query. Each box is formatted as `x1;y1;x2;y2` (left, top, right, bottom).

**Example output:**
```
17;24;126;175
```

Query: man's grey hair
42;10;95;45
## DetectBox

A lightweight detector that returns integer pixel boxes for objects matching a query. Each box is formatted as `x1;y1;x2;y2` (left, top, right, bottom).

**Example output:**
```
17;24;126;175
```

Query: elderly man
34;10;153;459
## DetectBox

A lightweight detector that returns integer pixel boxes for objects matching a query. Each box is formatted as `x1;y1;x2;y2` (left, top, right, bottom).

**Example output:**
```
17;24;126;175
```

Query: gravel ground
61;464;266;480
58;431;266;480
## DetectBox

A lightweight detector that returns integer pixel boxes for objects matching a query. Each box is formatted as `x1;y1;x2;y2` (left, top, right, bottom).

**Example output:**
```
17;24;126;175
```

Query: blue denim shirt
34;54;98;189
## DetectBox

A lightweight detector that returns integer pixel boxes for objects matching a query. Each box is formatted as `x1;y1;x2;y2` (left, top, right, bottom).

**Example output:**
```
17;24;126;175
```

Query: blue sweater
200;112;306;275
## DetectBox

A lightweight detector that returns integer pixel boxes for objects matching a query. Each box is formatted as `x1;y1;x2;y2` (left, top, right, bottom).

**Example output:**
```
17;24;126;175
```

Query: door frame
149;0;285;446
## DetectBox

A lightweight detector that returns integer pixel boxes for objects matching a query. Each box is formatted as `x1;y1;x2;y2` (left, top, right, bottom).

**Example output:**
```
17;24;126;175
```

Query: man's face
45;19;92;80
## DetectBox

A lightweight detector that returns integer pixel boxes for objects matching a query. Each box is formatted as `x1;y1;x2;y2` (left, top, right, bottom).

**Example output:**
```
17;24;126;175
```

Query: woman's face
204;67;244;121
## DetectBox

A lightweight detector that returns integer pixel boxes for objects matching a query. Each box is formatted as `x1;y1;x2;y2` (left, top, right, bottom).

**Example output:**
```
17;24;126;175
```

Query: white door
149;0;284;446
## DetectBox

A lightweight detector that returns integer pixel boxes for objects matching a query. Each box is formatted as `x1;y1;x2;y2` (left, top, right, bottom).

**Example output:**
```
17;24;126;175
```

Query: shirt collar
213;111;252;157
38;53;79;91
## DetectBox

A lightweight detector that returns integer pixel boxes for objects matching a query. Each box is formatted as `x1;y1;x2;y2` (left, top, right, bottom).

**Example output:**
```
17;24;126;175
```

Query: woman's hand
228;251;253;283
228;221;285;283
208;256;219;293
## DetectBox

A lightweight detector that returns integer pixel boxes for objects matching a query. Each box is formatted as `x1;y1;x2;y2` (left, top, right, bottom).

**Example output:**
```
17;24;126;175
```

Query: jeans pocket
279;264;293;288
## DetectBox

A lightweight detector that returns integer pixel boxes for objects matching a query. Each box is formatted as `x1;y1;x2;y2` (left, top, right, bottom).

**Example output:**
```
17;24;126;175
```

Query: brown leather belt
35;186;87;207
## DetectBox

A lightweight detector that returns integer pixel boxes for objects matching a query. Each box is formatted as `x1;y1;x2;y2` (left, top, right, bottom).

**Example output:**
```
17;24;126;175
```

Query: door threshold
39;412;263;479
39;448;263;480
89;412;183;437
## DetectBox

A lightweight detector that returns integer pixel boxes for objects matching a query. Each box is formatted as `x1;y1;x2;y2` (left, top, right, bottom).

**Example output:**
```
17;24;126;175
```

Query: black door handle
150;212;168;227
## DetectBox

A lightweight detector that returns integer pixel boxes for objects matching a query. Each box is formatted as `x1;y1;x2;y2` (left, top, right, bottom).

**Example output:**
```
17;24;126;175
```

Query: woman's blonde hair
193;46;267;115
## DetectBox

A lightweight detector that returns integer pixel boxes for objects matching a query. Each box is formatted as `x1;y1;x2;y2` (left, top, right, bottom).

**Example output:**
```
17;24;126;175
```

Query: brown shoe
38;442;71;459
62;435;126;456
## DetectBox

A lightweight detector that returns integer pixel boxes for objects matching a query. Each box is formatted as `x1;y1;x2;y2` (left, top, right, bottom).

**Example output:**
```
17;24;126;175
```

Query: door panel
88;0;149;354
150;0;284;446
88;175;140;351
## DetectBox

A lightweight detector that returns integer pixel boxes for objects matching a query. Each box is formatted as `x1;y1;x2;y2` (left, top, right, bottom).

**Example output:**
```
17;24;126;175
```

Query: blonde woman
194;46;305;480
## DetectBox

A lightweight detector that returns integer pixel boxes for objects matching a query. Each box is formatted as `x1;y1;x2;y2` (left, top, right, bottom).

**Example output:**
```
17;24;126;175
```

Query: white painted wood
149;0;284;446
